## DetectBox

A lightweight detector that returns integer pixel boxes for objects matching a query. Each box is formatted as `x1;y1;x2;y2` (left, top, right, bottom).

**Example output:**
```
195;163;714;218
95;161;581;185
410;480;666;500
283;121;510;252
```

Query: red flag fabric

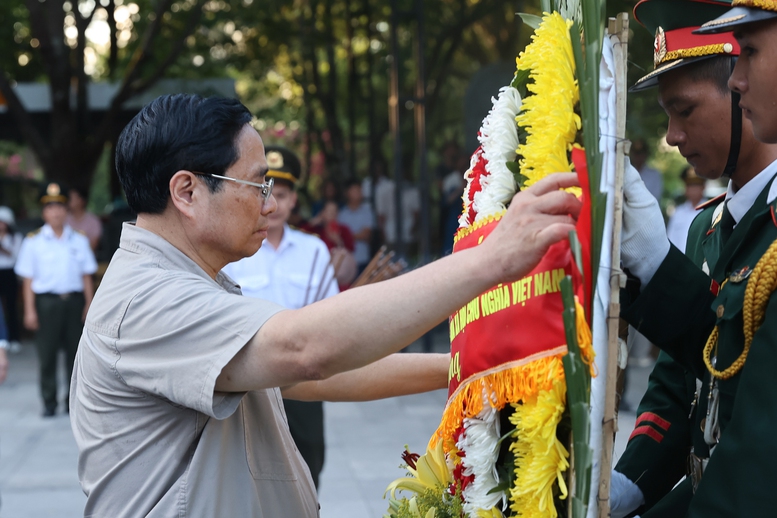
447;216;584;399
572;146;593;318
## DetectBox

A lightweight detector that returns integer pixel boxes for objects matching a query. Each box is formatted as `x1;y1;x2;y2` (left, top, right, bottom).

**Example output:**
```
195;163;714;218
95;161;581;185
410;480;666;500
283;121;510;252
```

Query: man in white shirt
15;183;96;416
630;138;664;202
222;146;336;488
375;175;420;252
338;179;375;272
666;166;708;253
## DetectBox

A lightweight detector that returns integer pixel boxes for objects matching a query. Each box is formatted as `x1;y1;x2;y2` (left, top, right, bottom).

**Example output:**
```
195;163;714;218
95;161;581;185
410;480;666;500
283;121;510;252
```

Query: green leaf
505;160;529;189
510;67;532;98
518;13;543;30
568;230;583;284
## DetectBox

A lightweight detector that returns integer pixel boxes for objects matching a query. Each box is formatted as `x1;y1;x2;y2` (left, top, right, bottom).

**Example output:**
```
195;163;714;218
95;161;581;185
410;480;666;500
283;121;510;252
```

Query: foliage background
0;0;691;219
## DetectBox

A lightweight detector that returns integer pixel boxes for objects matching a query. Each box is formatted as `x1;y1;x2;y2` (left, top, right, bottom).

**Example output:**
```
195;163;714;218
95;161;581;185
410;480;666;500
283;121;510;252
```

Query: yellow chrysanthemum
476;506;506;518
515;12;580;188
507;357;570;518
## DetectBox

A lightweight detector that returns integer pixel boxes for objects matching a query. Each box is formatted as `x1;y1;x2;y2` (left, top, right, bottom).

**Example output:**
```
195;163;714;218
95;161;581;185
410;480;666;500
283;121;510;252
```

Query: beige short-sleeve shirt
70;223;319;517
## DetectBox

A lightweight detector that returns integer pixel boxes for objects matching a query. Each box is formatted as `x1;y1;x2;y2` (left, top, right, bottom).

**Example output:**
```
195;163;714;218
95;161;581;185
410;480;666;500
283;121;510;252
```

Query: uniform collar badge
711;209;723;229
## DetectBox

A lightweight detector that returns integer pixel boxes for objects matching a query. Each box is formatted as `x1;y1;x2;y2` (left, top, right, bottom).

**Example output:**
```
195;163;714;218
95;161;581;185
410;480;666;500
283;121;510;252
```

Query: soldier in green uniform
618;0;777;514
698;0;777;144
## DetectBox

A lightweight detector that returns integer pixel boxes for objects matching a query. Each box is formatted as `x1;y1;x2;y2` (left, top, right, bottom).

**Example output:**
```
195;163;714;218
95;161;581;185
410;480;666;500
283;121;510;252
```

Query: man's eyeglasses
193;172;274;202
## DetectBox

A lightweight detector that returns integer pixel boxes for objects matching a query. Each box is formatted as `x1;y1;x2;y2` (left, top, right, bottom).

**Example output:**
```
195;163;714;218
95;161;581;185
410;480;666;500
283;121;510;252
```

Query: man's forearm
217;173;581;393
22;278;34;315
83;274;94;308
281;353;449;401
238;247;495;390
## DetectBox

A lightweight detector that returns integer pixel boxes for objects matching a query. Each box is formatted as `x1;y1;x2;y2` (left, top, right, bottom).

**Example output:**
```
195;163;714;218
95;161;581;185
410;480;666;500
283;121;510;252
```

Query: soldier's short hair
683;55;735;96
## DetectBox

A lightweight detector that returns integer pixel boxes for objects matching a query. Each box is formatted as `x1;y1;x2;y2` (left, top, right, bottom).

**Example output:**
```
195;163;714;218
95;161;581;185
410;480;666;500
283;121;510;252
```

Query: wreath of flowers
385;12;591;518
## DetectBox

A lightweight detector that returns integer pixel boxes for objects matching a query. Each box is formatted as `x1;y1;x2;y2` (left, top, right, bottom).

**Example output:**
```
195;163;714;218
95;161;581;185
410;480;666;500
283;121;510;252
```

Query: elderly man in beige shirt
70;94;581;518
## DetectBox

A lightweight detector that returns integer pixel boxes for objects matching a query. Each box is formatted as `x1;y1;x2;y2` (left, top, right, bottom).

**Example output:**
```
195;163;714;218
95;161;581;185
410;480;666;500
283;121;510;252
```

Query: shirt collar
118;222;240;293
41;224;73;240
269;224;297;253
725;158;777;224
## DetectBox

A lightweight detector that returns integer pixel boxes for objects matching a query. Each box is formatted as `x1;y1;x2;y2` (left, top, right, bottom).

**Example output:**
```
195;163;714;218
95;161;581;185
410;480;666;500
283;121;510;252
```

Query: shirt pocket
287;272;325;305
242;391;299;481
713;277;747;324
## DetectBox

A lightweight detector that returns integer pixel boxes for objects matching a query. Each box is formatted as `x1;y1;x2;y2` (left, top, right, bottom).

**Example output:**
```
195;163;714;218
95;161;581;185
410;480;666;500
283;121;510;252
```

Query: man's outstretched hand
483;172;582;283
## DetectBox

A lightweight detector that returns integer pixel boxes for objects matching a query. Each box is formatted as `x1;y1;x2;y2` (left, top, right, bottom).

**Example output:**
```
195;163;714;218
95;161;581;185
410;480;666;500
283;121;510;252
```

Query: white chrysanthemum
473;86;521;223
456;390;507;517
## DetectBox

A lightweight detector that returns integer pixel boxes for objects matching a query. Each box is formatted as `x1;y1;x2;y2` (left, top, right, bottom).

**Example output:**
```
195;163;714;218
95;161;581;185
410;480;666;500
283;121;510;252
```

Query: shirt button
716;305;725;318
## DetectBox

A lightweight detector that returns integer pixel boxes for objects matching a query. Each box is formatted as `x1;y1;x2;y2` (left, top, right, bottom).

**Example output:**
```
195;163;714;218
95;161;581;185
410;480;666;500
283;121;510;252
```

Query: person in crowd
375;169;420;256
630;138;664;202
666;166;708;253
310;178;340;219
66;187;103;252
613;1;777;516
0;301;8;384
337;179;375;274
441;154;468;254
361;157;390;211
69;94;580;516
435;142;461;251
308;200;356;289
0;206;22;352
222;145;336;490
15;184;96;416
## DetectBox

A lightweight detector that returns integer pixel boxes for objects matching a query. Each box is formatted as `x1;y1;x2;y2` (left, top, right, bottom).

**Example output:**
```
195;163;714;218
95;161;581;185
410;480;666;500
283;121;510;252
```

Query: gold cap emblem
654;27;667;68
266;151;284;169
46;183;61;196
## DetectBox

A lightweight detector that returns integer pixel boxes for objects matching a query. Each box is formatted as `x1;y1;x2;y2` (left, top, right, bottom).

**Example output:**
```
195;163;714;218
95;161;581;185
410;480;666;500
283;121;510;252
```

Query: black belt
37;292;83;300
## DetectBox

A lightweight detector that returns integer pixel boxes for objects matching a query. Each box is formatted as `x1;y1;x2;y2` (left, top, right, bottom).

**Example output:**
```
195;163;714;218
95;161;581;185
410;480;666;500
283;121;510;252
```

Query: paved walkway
0;337;648;518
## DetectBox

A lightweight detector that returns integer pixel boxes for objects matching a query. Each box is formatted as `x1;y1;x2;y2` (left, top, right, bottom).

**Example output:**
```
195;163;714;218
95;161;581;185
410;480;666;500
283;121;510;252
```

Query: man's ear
169;170;198;218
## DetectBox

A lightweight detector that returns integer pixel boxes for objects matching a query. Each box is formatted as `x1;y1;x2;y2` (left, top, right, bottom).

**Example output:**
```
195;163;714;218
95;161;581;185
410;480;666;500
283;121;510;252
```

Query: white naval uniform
221;224;338;489
15;223;97;412
667;200;705;254
222;224;339;309
14;224;97;293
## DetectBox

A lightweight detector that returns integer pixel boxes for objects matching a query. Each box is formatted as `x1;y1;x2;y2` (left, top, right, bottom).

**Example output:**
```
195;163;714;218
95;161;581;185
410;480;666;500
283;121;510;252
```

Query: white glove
610;469;646;518
621;160;670;287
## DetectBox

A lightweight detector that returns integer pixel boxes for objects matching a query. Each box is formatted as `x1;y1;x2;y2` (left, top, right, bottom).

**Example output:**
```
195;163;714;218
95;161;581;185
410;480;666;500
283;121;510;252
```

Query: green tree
0;0;208;192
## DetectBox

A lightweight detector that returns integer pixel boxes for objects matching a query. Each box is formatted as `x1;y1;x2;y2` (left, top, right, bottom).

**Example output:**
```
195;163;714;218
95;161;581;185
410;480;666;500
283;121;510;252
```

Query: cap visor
629;55;713;92
695;6;777;34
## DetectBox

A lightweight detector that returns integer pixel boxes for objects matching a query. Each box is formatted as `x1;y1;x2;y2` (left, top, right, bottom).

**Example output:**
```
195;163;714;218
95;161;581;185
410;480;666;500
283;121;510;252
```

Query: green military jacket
615;349;697;516
622;174;777;517
615;194;725;516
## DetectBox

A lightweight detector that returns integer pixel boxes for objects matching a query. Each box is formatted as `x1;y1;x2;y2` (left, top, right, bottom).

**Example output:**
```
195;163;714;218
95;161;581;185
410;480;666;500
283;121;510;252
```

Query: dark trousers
282;399;325;489
0;268;20;342
35;292;84;409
